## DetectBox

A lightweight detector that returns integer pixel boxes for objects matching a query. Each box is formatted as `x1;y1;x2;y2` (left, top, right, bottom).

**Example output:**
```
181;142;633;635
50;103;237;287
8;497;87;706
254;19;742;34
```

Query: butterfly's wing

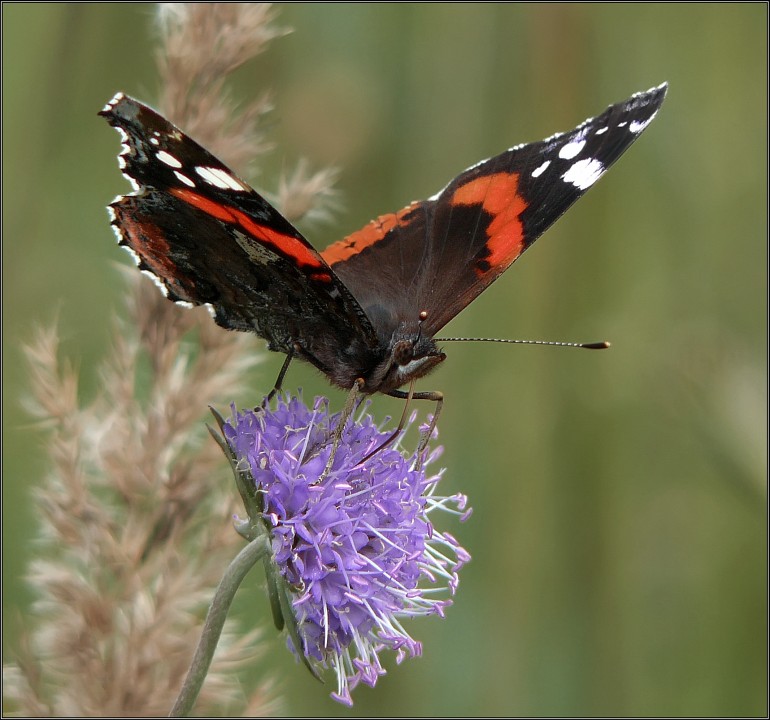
322;83;667;338
101;94;379;386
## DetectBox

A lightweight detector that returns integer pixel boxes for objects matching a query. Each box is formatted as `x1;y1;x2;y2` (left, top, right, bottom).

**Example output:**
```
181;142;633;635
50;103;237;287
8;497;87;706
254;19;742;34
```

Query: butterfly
101;83;666;443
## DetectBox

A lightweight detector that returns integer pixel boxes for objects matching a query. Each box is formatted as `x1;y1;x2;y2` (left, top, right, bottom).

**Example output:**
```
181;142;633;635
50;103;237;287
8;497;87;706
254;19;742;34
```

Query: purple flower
223;394;471;706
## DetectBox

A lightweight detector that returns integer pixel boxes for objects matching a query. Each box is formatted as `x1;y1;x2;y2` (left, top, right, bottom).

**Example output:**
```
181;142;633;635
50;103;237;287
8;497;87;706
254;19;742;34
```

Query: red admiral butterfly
101;83;666;428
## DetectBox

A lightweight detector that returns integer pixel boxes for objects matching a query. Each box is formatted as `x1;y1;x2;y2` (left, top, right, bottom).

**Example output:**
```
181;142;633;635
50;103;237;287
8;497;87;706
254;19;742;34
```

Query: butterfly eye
392;340;414;366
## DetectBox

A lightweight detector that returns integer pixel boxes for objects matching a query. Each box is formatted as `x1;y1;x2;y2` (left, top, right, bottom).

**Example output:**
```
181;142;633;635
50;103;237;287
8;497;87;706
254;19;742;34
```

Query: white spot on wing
150;137;160;146
531;160;551;178
629;112;657;134
156;150;182;168
141;269;169;297
562;158;605;190
109;223;125;245
114;126;130;146
595;126;608;135
195;166;247;191
125;177;141;193
111;127;143;192
102;92;125;112
558;138;586;160
121;244;142;266
174;171;195;187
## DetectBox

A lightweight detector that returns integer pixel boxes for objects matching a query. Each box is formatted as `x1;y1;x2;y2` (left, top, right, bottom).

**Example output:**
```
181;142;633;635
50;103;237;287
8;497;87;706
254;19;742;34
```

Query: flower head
224;394;471;706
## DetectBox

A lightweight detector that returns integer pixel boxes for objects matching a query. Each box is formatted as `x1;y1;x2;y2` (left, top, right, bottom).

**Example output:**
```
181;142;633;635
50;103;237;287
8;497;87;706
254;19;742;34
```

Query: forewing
323;83;667;337
100;93;378;369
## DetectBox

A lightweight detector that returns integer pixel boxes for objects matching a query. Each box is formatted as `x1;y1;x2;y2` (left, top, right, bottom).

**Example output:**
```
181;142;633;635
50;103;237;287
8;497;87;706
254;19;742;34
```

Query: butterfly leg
357;381;417;464
261;350;294;407
320;377;365;480
387;387;444;468
356;385;444;466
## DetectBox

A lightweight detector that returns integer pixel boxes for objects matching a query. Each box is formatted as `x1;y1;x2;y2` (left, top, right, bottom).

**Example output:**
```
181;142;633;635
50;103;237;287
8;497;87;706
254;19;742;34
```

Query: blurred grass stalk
2;3;337;715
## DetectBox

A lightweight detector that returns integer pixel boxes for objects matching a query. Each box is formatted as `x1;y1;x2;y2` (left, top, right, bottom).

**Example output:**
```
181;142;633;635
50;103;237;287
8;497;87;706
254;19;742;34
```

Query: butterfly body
101;83;666;397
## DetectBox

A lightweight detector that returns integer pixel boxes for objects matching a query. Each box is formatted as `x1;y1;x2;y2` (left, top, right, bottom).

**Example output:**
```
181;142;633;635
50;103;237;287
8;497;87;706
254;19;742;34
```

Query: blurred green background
3;3;766;716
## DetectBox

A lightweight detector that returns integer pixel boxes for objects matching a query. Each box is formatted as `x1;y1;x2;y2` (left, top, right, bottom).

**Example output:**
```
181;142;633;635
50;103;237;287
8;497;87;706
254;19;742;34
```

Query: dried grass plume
3;3;338;715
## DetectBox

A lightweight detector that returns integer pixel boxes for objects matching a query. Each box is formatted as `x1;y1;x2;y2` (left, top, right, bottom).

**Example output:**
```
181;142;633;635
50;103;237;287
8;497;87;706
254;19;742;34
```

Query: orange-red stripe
322;202;419;265
170;188;325;270
450;173;528;273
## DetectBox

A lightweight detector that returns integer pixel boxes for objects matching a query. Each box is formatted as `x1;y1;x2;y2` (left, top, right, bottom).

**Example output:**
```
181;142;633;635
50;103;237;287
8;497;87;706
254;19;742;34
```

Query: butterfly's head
365;321;446;394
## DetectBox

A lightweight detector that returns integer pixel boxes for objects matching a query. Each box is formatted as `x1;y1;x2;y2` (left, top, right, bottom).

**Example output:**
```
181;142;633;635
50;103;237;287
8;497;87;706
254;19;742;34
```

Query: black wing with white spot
100;93;380;388
101;85;666;397
513;82;667;242
322;82;667;338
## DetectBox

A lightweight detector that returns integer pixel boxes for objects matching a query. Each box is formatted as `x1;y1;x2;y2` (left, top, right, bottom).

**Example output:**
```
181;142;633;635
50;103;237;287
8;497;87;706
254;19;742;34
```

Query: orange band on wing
170;188;325;271
322;202;420;265
450;172;528;273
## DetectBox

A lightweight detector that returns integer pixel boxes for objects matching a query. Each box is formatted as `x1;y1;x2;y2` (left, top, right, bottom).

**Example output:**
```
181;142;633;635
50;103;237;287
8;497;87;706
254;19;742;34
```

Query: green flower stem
169;536;270;717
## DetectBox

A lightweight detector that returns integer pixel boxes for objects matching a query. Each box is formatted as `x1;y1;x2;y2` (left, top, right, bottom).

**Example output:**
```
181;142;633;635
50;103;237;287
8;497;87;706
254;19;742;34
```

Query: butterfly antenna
436;337;610;350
